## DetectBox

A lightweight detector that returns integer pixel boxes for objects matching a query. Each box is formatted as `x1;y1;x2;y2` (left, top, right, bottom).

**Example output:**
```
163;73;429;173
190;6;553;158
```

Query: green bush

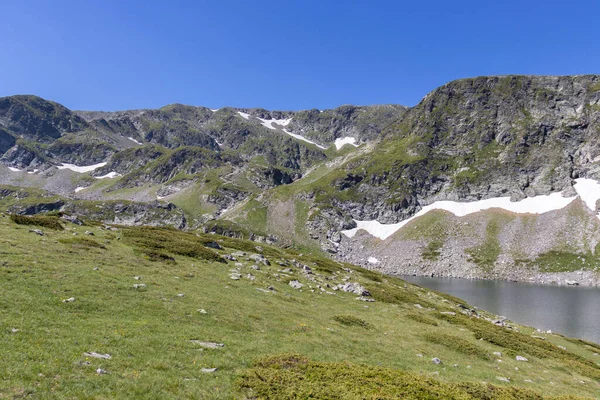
238;354;584;399
123;226;224;263
10;214;64;230
436;312;600;380
405;312;438;326
425;333;491;360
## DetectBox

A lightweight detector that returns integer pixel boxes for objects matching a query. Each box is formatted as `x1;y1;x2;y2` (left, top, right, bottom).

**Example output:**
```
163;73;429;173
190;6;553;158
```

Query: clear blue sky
2;0;599;111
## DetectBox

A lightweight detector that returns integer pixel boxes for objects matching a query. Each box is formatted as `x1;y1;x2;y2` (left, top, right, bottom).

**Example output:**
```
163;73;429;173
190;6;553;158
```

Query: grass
58;236;107;249
1;216;600;398
465;214;511;271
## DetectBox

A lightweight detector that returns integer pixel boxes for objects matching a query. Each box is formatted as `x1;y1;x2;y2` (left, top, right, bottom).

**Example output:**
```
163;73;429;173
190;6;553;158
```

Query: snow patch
95;172;120;179
367;257;380;264
57;162;107;173
128;137;142;145
257;117;292;130
210;109;219;112
573;178;600;213
27;169;39;174
334;137;358;150
237;111;250;120
156;195;166;200
74;187;87;193
342;192;578;241
257;117;327;149
8;167;21;172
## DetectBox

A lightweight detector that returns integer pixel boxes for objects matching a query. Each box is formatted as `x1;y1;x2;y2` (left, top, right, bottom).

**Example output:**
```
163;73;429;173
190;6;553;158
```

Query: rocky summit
2;75;600;286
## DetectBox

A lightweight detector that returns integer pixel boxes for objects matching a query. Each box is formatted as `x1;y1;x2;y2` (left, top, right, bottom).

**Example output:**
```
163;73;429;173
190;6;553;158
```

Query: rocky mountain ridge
2;75;600;285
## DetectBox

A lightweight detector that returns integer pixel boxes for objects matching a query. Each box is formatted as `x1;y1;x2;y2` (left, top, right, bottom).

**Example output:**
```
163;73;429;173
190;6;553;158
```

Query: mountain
2;75;600;286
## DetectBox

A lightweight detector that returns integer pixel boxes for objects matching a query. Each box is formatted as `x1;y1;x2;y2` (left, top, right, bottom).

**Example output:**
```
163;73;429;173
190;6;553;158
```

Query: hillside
1;213;600;398
2;75;600;285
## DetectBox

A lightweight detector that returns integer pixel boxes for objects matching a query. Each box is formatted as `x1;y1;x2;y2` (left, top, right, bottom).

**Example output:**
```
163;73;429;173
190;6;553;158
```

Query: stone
497;377;510;383
190;341;224;349
134;276;141;280
133;284;147;289
246;273;256;281
177;293;185;297
250;264;260;270
11;328;19;333
340;282;370;296
356;296;375;302
84;231;94;236
230;273;241;280
84;352;111;359
289;280;303;289
61;214;83;225
249;254;271;266
516;356;528;362
431;357;442;365
201;367;218;373
96;368;109;374
29;229;44;236
198;309;208;314
62;297;75;302
493;352;502;357
204;241;221;250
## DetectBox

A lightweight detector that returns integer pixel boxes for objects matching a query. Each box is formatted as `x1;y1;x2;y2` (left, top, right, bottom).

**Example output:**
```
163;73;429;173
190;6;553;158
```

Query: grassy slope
1;216;600;399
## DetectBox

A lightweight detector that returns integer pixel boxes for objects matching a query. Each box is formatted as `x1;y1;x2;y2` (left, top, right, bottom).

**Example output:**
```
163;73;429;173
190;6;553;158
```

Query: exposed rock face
0;95;89;142
315;75;600;225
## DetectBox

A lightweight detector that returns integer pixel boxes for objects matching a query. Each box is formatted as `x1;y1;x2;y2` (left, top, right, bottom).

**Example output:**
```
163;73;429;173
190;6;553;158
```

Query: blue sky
1;1;599;111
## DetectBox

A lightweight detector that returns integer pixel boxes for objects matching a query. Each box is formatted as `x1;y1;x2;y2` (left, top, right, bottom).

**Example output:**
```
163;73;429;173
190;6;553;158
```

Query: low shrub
405;312;438;326
123;226;224;263
238;354;583;399
424;333;491;360
332;315;371;329
10;214;63;230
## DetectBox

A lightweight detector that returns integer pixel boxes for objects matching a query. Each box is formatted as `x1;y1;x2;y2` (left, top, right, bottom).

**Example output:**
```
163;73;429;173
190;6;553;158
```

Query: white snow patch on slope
27;169;39;174
258;117;292;130
210;109;219;112
74;187;87;193
128;137;142;145
237;111;250;120
257;117;327;149
57;162;107;173
95;172;120;179
334;137;358;150
342;192;578;241
573;178;600;213
368;257;380;264
8;167;21;172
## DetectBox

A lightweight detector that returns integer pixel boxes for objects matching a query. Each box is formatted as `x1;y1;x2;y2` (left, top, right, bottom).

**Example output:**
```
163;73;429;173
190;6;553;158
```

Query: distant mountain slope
2;75;600;284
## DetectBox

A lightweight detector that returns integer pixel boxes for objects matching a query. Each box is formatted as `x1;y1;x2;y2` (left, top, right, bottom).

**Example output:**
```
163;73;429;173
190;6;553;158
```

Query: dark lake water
401;276;600;344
